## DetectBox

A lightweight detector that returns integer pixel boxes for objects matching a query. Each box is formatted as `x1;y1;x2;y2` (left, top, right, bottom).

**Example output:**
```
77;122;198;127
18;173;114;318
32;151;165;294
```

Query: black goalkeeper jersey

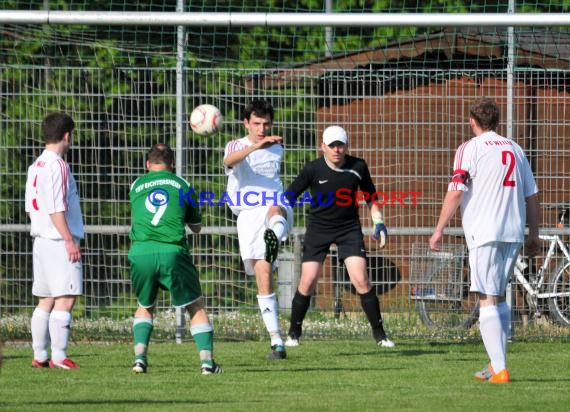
285;155;377;227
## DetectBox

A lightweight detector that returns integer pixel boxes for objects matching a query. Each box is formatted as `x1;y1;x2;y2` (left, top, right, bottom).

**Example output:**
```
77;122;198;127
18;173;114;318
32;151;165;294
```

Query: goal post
2;11;570;27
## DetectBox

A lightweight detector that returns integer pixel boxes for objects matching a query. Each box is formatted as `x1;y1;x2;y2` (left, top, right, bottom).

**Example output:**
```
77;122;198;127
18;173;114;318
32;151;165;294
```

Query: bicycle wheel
416;292;480;329
548;261;570;327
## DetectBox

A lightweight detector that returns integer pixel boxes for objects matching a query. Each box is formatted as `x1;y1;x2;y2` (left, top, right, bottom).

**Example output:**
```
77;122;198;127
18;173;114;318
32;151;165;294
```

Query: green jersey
129;170;201;245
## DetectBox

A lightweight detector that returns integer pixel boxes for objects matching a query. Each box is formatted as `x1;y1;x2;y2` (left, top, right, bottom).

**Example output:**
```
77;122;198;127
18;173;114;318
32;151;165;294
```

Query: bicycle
410;209;570;329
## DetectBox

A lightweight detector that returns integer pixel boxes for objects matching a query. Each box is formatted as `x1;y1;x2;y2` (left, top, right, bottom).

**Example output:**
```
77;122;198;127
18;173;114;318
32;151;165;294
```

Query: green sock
191;323;214;366
193;330;213;352
133;317;153;363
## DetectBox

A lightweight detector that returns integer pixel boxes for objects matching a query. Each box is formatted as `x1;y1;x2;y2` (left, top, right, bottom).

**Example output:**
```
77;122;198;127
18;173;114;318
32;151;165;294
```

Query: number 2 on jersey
502;150;516;187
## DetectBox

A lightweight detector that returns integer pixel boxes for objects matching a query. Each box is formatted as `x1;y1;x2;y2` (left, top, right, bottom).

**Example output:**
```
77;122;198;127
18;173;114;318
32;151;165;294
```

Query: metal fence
1;66;569;340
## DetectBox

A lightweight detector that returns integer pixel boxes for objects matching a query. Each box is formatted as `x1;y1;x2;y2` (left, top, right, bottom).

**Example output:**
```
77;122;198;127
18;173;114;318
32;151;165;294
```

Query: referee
284;126;395;348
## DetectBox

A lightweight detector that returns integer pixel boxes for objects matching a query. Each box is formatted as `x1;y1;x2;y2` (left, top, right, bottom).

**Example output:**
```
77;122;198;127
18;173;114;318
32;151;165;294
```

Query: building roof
246;27;570;91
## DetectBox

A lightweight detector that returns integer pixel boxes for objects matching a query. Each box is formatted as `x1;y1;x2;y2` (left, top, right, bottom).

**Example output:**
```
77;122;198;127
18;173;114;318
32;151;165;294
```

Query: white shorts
32;237;83;297
236;204;293;276
469;241;521;296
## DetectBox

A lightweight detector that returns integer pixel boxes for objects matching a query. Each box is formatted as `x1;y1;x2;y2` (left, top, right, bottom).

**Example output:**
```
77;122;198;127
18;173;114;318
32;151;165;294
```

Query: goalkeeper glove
373;219;387;248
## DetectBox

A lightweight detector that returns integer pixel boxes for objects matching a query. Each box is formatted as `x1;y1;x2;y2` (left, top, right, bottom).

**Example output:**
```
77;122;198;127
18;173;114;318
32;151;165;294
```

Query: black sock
359;288;387;341
288;290;311;338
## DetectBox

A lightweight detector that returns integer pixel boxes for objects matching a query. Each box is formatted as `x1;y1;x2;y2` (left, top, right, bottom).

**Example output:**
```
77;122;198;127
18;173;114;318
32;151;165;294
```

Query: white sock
268;215;288;241
479;305;506;372
49;310;72;362
31;308;51;362
497;301;511;357
257;293;283;346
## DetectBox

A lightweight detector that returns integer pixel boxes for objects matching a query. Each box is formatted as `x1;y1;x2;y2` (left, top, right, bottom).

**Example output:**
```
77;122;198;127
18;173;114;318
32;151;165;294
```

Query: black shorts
302;221;366;263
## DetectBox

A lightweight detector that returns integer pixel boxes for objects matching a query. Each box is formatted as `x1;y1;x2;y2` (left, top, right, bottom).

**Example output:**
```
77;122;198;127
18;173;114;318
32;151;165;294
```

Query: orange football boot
488;368;510;384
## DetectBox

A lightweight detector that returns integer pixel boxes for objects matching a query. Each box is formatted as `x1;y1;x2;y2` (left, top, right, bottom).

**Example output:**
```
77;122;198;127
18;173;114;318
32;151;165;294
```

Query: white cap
322;126;348;146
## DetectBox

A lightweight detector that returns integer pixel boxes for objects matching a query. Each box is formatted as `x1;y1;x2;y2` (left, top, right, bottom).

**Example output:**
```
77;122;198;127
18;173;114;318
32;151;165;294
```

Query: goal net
1;1;569;340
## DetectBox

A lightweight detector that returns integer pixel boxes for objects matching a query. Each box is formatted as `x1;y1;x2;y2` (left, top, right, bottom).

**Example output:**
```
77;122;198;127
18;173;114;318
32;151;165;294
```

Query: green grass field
1;339;569;411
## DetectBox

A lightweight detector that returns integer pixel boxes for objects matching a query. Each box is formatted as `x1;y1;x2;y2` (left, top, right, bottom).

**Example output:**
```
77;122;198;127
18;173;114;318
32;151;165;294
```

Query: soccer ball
190;104;223;136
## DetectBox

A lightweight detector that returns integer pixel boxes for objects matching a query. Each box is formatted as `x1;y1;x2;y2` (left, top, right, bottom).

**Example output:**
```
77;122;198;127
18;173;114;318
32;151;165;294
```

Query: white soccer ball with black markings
190;104;224;136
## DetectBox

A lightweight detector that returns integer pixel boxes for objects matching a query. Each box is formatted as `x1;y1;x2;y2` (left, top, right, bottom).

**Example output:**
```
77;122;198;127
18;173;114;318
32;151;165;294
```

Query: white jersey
448;131;538;249
25;149;84;240
224;137;286;215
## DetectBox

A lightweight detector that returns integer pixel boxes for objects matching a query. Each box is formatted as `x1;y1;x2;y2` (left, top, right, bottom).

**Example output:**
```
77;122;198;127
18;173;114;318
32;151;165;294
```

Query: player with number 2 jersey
430;98;540;384
450;130;538;249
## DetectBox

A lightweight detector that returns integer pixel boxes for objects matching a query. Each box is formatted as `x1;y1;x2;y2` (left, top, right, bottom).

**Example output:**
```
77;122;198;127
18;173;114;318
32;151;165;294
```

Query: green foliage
2;0;569;320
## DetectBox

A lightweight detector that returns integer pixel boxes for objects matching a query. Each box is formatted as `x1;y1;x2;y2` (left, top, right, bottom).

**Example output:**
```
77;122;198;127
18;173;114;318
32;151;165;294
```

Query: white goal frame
3;9;569;342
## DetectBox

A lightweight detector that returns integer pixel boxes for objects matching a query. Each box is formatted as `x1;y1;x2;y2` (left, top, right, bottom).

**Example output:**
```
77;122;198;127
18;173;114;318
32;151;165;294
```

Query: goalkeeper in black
283;126;395;348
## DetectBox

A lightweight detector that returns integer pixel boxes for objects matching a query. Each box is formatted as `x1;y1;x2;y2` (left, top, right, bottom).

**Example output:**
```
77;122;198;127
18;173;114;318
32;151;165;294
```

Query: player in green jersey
128;143;222;375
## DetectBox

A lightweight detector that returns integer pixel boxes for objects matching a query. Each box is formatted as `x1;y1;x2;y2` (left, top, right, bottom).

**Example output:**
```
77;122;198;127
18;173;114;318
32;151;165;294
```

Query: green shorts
128;241;202;308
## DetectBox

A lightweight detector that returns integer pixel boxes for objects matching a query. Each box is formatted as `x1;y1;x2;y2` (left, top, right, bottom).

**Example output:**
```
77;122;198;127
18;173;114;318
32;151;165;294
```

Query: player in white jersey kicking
223;100;293;360
25;113;84;370
430;98;540;384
